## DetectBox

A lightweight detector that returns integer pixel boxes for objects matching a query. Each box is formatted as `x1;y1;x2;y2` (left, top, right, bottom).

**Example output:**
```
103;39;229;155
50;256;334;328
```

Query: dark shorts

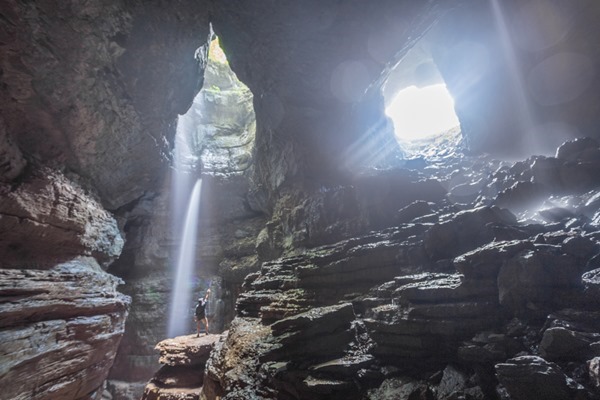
196;313;206;319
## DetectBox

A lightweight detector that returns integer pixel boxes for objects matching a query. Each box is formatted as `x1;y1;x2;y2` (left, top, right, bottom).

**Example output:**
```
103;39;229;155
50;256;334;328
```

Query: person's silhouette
195;289;210;337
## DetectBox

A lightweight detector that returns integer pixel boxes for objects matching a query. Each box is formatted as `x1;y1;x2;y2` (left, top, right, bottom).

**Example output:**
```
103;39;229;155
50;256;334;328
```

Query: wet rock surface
200;138;600;399
496;356;586;400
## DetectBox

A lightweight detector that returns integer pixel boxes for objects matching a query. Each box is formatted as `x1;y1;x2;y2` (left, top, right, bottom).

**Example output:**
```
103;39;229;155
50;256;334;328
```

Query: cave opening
382;44;461;156
167;34;256;338
385;83;459;141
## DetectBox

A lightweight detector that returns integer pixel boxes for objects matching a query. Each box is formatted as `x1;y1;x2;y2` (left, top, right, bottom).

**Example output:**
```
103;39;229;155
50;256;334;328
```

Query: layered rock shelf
0;258;130;400
200;138;600;400
140;334;221;400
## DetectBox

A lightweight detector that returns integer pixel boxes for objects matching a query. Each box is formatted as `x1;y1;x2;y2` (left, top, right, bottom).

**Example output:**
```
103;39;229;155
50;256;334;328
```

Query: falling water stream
165;36;254;337
166;93;203;337
167;179;202;337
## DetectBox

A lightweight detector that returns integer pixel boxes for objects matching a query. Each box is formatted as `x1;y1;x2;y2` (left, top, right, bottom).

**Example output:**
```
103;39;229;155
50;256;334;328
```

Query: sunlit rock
141;334;221;400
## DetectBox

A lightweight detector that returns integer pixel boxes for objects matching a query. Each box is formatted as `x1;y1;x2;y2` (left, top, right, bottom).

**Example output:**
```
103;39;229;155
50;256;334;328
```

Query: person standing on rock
195;289;210;337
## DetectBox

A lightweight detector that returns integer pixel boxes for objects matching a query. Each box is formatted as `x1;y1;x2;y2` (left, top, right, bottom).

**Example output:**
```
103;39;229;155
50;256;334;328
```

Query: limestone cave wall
0;0;210;398
2;0;600;399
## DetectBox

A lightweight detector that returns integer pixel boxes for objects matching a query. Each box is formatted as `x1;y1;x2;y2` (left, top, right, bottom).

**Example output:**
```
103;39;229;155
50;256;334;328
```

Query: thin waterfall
167;179;202;337
167;104;202;338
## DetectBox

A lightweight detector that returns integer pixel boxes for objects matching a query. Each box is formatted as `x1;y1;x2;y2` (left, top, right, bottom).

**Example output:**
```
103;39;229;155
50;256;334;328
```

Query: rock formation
140;334;221;400
202;138;600;399
2;0;600;399
0;0;210;398
0;258;130;400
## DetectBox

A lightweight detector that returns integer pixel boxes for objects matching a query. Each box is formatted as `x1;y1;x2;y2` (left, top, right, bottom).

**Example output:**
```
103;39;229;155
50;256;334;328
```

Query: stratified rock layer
141;334;221;400
0;168;123;268
0;258;131;400
201;138;600;400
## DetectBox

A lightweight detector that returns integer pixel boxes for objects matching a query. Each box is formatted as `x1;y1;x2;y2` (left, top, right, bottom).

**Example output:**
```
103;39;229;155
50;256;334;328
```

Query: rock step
141;382;201;400
155;334;221;367
141;333;226;400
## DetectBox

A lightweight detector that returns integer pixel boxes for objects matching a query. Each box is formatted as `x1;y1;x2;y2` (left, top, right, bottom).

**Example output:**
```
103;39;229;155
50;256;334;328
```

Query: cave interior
1;1;600;400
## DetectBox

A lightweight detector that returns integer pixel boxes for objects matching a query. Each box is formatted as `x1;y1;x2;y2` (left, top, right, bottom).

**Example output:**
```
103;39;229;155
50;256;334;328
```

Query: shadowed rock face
211;0;452;199
0;0;210;209
0;0;210;398
202;139;600;399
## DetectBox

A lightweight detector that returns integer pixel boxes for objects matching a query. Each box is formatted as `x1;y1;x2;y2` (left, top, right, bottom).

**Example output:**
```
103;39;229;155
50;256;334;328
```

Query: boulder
589;357;600;389
530;156;562;189
424;206;517;260
437;365;470;400
539;327;597;361
366;377;433;400
561;236;598;259
155;334;220;367
454;240;533;280
0;168;123;268
497;248;584;315
556;137;600;162
538;206;576;222
140;334;223;400
496;356;584;400
558;161;600;193
458;332;522;365
495;181;549;213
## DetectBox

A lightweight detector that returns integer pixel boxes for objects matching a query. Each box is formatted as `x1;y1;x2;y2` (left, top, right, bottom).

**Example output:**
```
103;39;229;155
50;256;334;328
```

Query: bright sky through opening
386;84;460;140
